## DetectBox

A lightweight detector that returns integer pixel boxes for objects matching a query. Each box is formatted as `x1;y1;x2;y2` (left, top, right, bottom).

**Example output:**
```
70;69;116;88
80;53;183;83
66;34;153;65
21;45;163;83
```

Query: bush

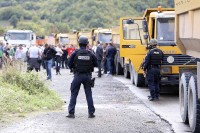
0;65;63;114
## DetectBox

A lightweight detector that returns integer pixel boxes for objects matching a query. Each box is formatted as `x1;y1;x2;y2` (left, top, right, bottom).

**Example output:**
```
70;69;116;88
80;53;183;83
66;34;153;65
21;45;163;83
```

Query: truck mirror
143;35;148;39
31;34;34;40
142;20;148;32
126;19;134;24
4;34;9;41
93;35;96;41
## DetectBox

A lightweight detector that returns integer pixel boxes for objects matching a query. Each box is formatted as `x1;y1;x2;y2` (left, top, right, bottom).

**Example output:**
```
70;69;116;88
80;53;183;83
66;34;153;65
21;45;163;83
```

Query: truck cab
4;30;36;48
119;7;196;87
55;33;69;46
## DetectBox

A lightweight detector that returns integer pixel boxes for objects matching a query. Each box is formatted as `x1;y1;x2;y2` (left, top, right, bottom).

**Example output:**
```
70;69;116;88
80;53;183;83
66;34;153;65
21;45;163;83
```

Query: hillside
0;0;174;35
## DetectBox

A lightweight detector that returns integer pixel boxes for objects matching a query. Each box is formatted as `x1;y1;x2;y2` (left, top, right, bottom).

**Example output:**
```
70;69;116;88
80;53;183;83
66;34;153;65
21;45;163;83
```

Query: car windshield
157;18;175;42
98;33;112;43
7;33;30;40
60;37;69;45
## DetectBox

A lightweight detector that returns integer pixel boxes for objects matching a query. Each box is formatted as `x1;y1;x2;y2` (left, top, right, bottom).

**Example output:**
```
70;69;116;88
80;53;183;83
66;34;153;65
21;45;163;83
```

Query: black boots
88;113;95;118
66;114;75;118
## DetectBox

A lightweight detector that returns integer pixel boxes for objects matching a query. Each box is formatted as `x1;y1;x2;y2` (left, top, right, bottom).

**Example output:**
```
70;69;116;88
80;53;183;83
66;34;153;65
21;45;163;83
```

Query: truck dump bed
175;0;200;58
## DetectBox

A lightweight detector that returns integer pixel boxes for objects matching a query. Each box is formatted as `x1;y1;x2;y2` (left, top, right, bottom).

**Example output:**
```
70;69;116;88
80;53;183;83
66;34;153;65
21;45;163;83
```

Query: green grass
0;64;63;116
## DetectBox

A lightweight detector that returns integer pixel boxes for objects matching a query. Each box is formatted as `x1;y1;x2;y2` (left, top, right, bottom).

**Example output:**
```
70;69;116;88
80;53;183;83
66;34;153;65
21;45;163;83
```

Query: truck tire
116;62;123;75
129;63;135;84
115;54;123;75
179;73;191;123
188;75;199;132
124;64;130;78
132;64;145;87
196;99;200;133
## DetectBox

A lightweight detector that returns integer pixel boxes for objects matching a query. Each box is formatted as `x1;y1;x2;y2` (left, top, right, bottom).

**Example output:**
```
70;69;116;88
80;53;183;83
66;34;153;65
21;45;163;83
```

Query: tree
9;15;19;28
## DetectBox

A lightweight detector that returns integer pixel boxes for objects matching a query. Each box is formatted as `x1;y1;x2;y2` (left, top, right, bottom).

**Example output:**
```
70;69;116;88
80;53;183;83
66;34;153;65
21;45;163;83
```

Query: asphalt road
0;68;174;133
114;76;192;133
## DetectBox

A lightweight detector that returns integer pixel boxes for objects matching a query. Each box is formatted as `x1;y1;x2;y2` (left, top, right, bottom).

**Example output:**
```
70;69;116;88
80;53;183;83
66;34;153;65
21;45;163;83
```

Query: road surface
0;68;177;133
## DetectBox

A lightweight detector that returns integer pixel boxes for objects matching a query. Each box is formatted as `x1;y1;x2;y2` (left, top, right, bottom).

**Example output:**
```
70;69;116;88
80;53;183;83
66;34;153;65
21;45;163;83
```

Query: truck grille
162;54;197;65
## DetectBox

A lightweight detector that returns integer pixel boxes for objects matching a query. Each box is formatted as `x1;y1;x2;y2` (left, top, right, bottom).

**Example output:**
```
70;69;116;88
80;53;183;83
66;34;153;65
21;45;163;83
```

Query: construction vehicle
36;35;55;45
79;28;112;45
92;28;112;45
36;36;45;45
68;32;79;48
117;7;196;87
54;33;69;45
175;0;200;132
112;26;130;77
4;30;36;48
77;28;112;51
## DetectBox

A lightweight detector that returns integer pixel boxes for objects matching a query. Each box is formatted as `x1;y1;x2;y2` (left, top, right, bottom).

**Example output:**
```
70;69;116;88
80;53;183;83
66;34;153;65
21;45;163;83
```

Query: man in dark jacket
106;43;116;75
67;35;98;119
95;42;103;77
143;39;164;101
43;44;56;80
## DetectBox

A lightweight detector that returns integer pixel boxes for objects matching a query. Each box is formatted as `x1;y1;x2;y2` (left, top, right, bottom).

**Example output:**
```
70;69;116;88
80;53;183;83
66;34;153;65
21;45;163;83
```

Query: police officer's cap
149;39;158;46
78;35;89;45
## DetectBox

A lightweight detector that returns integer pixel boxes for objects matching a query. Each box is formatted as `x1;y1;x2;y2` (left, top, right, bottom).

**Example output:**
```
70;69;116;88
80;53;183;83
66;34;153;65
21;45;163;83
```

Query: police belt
149;65;160;69
74;71;91;75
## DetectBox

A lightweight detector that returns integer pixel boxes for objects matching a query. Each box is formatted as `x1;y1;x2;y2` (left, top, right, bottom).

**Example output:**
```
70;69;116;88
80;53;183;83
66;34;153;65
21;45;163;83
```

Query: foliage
0;64;63;114
0;0;174;35
9;15;18;28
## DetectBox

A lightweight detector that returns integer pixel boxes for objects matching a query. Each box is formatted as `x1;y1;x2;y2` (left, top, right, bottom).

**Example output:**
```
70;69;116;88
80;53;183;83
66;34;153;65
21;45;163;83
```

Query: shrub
0;64;63;114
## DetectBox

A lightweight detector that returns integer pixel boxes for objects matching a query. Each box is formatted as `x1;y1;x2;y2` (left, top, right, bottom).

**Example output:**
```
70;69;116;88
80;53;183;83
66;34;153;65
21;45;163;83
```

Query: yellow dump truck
92;28;112;45
68;32;79;48
175;0;200;132
117;7;196;87
54;33;69;45
82;28;112;45
79;28;112;49
112;26;130;77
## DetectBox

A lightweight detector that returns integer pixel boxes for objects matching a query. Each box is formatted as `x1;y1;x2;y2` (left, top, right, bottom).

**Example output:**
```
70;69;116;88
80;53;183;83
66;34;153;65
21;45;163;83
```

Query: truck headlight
161;67;172;74
167;56;174;63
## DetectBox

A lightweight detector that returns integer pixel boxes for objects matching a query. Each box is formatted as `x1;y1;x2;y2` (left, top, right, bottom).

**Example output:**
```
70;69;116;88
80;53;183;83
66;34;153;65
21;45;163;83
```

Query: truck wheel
124;64;130;78
133;64;145;87
116;62;123;75
129;63;135;84
188;75;199;132
179;73;191;123
115;53;123;75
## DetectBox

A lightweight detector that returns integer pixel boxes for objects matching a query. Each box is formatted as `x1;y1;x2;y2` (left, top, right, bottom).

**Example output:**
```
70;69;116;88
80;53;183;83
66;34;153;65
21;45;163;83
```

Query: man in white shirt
27;44;41;72
55;44;63;75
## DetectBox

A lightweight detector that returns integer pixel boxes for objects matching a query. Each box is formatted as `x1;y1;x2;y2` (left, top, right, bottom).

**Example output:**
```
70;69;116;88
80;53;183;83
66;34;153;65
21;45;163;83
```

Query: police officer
143;39;164;101
67;35;98;118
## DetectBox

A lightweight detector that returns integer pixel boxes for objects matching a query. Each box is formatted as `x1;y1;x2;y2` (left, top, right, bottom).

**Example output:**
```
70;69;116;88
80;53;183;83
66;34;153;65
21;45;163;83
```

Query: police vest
74;49;94;73
150;48;163;65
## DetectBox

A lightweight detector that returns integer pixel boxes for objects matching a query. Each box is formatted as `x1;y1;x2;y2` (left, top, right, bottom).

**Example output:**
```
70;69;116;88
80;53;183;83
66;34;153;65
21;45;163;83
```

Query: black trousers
147;68;160;98
97;60;102;77
68;73;95;114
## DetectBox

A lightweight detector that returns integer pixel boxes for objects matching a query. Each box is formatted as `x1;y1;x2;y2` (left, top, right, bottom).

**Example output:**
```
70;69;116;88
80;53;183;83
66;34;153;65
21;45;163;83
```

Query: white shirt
15;48;24;59
29;46;40;58
55;47;63;56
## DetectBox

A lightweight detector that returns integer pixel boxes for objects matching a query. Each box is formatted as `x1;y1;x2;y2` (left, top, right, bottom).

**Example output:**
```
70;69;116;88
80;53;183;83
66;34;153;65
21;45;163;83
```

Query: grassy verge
0;64;63;118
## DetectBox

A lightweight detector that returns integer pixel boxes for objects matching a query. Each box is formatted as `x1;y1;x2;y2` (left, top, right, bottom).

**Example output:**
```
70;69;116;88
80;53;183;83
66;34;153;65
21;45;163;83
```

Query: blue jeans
44;59;52;80
68;73;95;114
107;57;114;74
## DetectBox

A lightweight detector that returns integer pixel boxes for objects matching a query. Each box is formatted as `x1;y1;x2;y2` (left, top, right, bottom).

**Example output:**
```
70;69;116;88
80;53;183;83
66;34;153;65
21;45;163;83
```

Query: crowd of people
0;40;117;80
93;41;117;77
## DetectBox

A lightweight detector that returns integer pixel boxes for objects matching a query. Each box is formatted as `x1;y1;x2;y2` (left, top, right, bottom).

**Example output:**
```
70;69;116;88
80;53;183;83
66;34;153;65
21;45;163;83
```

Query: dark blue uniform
143;48;164;100
68;47;98;115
